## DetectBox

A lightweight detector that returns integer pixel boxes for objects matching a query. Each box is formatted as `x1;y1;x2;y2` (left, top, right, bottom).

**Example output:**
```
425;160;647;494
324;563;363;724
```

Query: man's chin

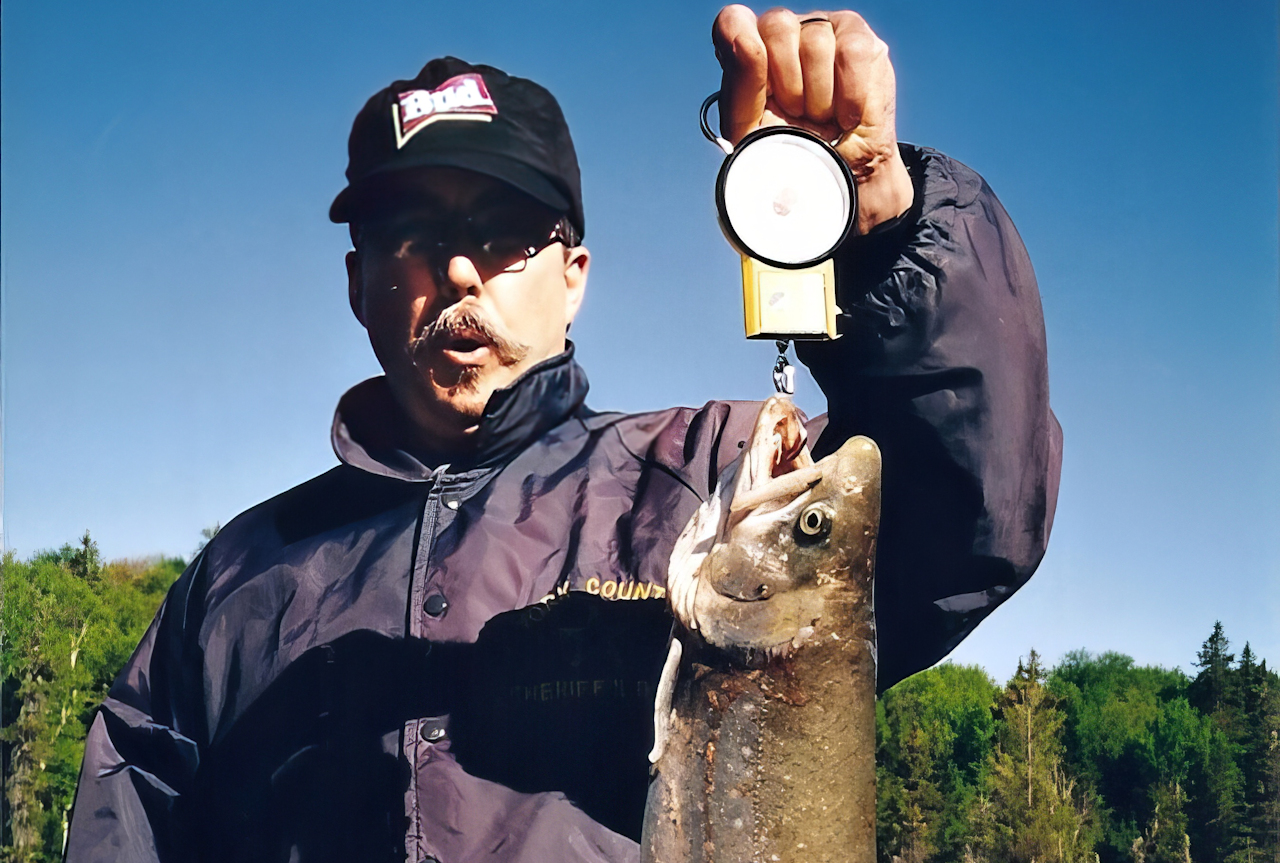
396;359;531;448
428;355;529;403
437;364;484;396
424;366;503;428
430;380;488;420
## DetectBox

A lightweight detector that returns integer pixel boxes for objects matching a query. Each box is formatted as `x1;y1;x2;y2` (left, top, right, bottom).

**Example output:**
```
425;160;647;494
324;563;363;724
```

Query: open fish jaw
668;396;881;653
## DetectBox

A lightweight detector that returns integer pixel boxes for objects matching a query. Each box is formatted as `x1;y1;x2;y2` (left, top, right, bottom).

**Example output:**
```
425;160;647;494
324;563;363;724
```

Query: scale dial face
717;127;855;269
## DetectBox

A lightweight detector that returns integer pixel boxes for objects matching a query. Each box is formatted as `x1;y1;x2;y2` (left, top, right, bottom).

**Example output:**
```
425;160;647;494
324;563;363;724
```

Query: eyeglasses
359;208;577;275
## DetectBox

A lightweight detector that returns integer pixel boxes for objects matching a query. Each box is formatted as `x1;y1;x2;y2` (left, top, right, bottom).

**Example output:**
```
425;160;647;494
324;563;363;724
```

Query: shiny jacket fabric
67;146;1062;863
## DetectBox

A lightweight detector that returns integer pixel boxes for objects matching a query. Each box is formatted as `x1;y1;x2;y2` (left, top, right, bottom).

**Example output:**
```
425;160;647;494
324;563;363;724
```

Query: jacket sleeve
795;145;1063;691
65;558;207;863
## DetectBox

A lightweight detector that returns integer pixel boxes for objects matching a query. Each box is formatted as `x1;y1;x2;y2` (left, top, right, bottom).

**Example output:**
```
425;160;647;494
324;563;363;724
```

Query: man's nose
441;255;484;298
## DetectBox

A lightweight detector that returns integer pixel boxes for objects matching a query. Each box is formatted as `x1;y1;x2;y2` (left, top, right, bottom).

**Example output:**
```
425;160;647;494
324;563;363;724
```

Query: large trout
642;396;881;863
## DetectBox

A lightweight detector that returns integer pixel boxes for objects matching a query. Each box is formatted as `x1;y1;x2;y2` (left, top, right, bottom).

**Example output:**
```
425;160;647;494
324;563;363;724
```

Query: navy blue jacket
66;147;1062;863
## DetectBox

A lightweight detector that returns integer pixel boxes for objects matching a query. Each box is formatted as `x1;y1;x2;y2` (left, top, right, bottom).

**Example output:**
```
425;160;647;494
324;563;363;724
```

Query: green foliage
1;538;183;861
877;663;1000;862
878;627;1278;863
1049;650;1193;861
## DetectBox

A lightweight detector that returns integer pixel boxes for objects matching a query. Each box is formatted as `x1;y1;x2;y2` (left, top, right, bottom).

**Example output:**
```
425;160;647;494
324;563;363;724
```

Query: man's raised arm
714;6;1062;689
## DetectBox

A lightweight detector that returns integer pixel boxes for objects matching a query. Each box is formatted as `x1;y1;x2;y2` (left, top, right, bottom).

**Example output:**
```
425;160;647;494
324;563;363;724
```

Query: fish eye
796;504;832;542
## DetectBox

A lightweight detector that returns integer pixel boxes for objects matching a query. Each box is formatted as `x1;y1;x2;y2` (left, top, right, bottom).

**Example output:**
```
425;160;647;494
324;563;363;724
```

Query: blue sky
3;0;1276;682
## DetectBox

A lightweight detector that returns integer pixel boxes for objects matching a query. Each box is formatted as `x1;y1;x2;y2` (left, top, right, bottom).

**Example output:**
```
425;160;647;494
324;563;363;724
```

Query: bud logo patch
393;74;497;148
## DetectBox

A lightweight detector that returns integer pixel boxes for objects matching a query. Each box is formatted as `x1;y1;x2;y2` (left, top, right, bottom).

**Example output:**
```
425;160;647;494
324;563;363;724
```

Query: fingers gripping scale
700;92;853;345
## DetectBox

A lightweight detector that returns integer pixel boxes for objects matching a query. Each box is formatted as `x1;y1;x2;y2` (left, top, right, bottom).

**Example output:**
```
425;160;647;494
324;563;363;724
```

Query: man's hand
712;6;914;234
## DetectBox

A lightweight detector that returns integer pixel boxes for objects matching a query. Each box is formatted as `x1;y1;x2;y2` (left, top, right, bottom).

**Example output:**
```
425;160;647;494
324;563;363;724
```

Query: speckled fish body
642;396;881;863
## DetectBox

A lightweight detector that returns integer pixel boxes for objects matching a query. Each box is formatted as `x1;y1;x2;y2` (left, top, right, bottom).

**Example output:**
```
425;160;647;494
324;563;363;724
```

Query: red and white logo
392;73;498;148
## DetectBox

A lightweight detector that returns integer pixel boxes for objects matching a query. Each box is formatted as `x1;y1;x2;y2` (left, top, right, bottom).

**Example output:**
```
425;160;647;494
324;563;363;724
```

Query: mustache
411;305;531;367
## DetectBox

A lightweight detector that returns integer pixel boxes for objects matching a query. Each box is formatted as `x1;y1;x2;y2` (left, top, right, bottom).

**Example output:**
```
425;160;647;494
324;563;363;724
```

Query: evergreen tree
900;724;945;862
1131;782;1192;863
1190;622;1236;717
3;674;53;863
1179;623;1277;862
973;651;1099;863
1231;648;1279;863
1231;645;1261;860
66;532;101;583
7;537;1277;862
1261;702;1280;863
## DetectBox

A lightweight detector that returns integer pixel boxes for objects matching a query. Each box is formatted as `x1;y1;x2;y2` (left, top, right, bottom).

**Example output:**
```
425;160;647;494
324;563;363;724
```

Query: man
67;7;1061;862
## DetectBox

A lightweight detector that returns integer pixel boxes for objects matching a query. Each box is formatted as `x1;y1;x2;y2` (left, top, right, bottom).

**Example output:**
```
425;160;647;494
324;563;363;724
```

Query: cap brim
330;150;572;224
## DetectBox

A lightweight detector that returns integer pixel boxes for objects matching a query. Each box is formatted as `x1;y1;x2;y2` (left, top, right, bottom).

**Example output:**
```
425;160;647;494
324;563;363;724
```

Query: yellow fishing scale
700;91;855;394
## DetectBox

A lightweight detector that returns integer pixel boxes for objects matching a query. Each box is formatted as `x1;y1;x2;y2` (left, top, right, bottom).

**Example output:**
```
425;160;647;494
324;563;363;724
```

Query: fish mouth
668;396;836;652
728;394;820;515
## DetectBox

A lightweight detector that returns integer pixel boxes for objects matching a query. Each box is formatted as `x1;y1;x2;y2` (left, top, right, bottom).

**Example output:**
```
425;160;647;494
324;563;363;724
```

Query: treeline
1;534;186;862
3;537;1278;862
877;631;1280;863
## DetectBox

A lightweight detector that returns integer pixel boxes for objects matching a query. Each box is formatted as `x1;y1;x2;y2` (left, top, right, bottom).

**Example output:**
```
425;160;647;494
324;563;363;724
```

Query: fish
641;395;881;863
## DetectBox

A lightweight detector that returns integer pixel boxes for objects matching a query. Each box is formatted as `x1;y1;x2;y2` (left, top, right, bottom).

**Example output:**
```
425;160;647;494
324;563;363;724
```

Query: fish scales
643;396;880;863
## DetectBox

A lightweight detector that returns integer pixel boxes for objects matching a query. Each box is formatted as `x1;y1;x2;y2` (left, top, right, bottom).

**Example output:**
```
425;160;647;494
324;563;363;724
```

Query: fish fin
648;634;684;764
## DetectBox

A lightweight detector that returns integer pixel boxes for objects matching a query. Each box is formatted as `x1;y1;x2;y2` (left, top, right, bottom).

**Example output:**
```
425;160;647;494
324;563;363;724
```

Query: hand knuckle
840;33;877;64
758;9;798;35
831;10;869;30
716;4;755;28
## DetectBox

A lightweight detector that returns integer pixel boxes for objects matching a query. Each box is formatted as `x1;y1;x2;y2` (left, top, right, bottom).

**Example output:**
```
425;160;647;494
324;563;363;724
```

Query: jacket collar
331;344;590;481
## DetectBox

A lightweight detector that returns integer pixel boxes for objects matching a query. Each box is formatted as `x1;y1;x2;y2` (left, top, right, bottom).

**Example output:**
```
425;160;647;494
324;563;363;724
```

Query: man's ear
563;245;590;329
346;250;367;328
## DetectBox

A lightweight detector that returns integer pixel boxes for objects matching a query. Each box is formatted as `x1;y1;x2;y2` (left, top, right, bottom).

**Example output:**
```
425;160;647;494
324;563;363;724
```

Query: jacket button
423;593;449;617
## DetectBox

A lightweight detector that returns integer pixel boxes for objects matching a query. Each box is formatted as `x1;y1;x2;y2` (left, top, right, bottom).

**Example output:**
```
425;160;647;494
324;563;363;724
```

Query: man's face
347;167;589;452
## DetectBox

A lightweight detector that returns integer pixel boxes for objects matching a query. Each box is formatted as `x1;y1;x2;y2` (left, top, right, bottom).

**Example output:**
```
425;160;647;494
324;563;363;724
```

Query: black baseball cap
330;57;584;239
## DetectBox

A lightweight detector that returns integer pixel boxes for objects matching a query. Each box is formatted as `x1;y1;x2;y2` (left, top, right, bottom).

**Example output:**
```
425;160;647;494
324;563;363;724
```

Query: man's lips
411;306;531;370
437;327;494;365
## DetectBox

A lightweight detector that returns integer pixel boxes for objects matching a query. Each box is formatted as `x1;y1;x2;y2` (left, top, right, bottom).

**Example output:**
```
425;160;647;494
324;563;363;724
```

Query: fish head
667;395;881;655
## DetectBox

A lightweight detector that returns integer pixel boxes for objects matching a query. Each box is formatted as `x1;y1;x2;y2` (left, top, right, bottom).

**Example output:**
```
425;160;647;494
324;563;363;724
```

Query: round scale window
721;131;853;267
